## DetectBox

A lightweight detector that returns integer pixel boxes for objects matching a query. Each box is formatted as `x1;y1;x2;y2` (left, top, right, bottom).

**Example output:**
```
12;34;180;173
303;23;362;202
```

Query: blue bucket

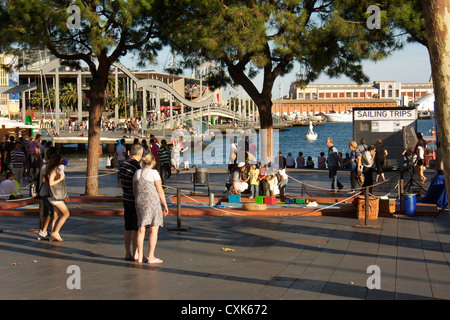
401;194;417;216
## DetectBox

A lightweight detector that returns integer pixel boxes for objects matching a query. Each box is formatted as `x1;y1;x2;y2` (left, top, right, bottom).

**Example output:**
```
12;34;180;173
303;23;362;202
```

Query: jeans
328;166;343;190
250;184;259;197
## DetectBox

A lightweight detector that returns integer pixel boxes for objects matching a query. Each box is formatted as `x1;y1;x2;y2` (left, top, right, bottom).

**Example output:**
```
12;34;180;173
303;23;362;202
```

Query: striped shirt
157;147;171;165
10;149;26;168
119;159;141;202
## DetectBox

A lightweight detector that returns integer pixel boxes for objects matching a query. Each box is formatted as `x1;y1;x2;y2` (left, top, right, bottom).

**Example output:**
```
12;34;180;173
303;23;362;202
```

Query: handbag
49;179;67;201
356;170;365;187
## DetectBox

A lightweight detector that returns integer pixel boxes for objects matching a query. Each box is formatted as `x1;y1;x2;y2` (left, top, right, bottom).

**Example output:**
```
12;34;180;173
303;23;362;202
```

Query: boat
411;93;435;118
324;111;353;122
305;121;318;140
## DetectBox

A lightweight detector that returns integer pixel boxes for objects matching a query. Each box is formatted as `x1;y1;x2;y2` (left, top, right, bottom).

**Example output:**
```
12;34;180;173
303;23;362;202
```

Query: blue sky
123;41;432;98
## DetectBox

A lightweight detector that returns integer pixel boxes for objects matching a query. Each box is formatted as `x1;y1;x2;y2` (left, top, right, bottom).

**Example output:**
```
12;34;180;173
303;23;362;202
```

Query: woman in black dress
375;139;388;182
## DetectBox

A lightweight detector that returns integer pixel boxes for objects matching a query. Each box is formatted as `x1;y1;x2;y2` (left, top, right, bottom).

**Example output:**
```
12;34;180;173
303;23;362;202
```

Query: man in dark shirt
157;139;171;188
276;151;286;169
326;137;344;191
119;144;143;261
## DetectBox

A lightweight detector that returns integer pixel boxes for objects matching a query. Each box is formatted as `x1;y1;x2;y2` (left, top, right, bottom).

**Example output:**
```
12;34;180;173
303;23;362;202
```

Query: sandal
50;233;64;241
136;257;149;263
148;258;163;264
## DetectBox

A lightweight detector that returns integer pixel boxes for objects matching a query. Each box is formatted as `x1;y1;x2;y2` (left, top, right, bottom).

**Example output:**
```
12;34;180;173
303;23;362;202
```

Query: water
60;119;436;168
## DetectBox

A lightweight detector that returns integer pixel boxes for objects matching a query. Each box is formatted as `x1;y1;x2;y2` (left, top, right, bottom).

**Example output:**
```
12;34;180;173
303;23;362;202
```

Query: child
258;160;269;196
248;162;260;199
267;172;275;196
106;154;113;169
278;165;288;199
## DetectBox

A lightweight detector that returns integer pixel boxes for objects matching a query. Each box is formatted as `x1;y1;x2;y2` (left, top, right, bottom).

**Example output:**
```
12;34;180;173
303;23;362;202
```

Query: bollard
167;188;190;231
209;192;214;207
354;186;380;229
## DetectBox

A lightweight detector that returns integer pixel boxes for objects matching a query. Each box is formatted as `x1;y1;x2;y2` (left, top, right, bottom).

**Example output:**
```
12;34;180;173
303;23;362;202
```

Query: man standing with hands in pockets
326;138;344;192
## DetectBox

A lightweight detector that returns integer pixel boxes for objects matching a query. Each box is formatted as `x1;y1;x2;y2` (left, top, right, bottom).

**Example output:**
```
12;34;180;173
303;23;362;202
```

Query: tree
61;83;78;111
2;0;160;195
155;0;400;159
420;0;450;204
383;0;450;203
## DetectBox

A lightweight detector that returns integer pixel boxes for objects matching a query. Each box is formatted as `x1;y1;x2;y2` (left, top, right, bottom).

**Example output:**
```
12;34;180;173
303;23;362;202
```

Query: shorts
48;197;63;206
41;196;54;217
29;154;41;170
123;200;138;231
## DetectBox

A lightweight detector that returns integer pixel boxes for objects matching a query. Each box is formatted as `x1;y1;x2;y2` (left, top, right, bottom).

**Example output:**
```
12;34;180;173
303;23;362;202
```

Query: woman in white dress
133;153;169;263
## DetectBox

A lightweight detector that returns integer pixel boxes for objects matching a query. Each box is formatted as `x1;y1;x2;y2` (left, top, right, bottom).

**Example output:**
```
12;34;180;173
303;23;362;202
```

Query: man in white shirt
0;172;20;200
362;145;376;189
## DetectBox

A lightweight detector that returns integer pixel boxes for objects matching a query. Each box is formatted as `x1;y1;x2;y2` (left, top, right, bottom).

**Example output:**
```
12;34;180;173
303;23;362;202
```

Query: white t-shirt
133;168;161;183
0;180;19;200
417;146;424;160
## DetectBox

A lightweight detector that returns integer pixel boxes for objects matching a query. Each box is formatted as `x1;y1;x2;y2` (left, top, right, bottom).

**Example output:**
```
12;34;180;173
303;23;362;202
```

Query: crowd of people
224;134;428;197
0;132;71;241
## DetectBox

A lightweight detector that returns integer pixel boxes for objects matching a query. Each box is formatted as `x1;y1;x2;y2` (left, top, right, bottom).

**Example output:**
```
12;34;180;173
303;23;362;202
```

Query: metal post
167;188;190;231
55;68;60;135
364;186;369;226
177;188;181;228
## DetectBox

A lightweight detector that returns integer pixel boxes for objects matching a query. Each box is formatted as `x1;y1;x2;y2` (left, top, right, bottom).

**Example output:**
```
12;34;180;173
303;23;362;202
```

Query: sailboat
305;121;318;141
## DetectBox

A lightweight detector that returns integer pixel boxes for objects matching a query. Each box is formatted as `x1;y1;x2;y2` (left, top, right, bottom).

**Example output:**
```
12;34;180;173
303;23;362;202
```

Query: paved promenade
0;167;449;301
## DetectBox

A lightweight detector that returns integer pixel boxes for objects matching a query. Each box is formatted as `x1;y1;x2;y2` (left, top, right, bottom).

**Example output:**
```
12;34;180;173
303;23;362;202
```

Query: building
15;49;223;120
0;53;20;115
287;80;434;113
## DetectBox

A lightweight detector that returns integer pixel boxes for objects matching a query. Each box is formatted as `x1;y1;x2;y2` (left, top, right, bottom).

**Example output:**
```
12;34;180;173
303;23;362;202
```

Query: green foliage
155;0;403;102
2;0;160;75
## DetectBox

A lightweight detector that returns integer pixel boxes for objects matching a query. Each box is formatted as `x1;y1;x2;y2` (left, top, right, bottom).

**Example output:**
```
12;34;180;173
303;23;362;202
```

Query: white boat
324;111;353;122
305;121;318;140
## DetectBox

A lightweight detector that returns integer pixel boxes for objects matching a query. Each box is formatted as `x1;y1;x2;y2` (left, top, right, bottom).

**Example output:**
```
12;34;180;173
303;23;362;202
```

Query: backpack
29;174;42;199
29;141;37;155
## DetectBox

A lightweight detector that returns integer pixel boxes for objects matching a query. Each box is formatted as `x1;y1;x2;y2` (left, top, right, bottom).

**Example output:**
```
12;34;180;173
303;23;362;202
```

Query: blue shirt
350;150;361;171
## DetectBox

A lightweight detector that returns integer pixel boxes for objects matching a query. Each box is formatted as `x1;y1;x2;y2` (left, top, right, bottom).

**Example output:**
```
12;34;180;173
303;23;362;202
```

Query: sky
122;41;432;99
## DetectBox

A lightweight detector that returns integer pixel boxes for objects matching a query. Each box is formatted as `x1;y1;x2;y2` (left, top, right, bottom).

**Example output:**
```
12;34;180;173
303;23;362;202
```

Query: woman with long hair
45;154;70;241
415;139;426;183
375;139;388;182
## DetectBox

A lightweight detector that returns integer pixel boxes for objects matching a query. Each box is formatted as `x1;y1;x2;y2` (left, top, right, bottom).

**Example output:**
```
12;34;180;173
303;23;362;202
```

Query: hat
62;158;69;166
238;162;245;168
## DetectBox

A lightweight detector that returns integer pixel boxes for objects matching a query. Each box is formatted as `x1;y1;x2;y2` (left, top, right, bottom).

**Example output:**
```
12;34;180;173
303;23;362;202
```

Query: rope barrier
163;185;246;216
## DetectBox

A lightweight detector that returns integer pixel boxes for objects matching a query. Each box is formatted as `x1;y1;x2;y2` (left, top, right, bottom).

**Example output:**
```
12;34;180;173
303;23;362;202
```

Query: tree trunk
227;65;276;161
84;68;108;196
255;97;274;161
421;0;450;204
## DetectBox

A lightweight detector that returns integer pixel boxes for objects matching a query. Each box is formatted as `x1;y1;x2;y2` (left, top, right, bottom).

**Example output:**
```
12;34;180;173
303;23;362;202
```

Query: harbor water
59;119;436;169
